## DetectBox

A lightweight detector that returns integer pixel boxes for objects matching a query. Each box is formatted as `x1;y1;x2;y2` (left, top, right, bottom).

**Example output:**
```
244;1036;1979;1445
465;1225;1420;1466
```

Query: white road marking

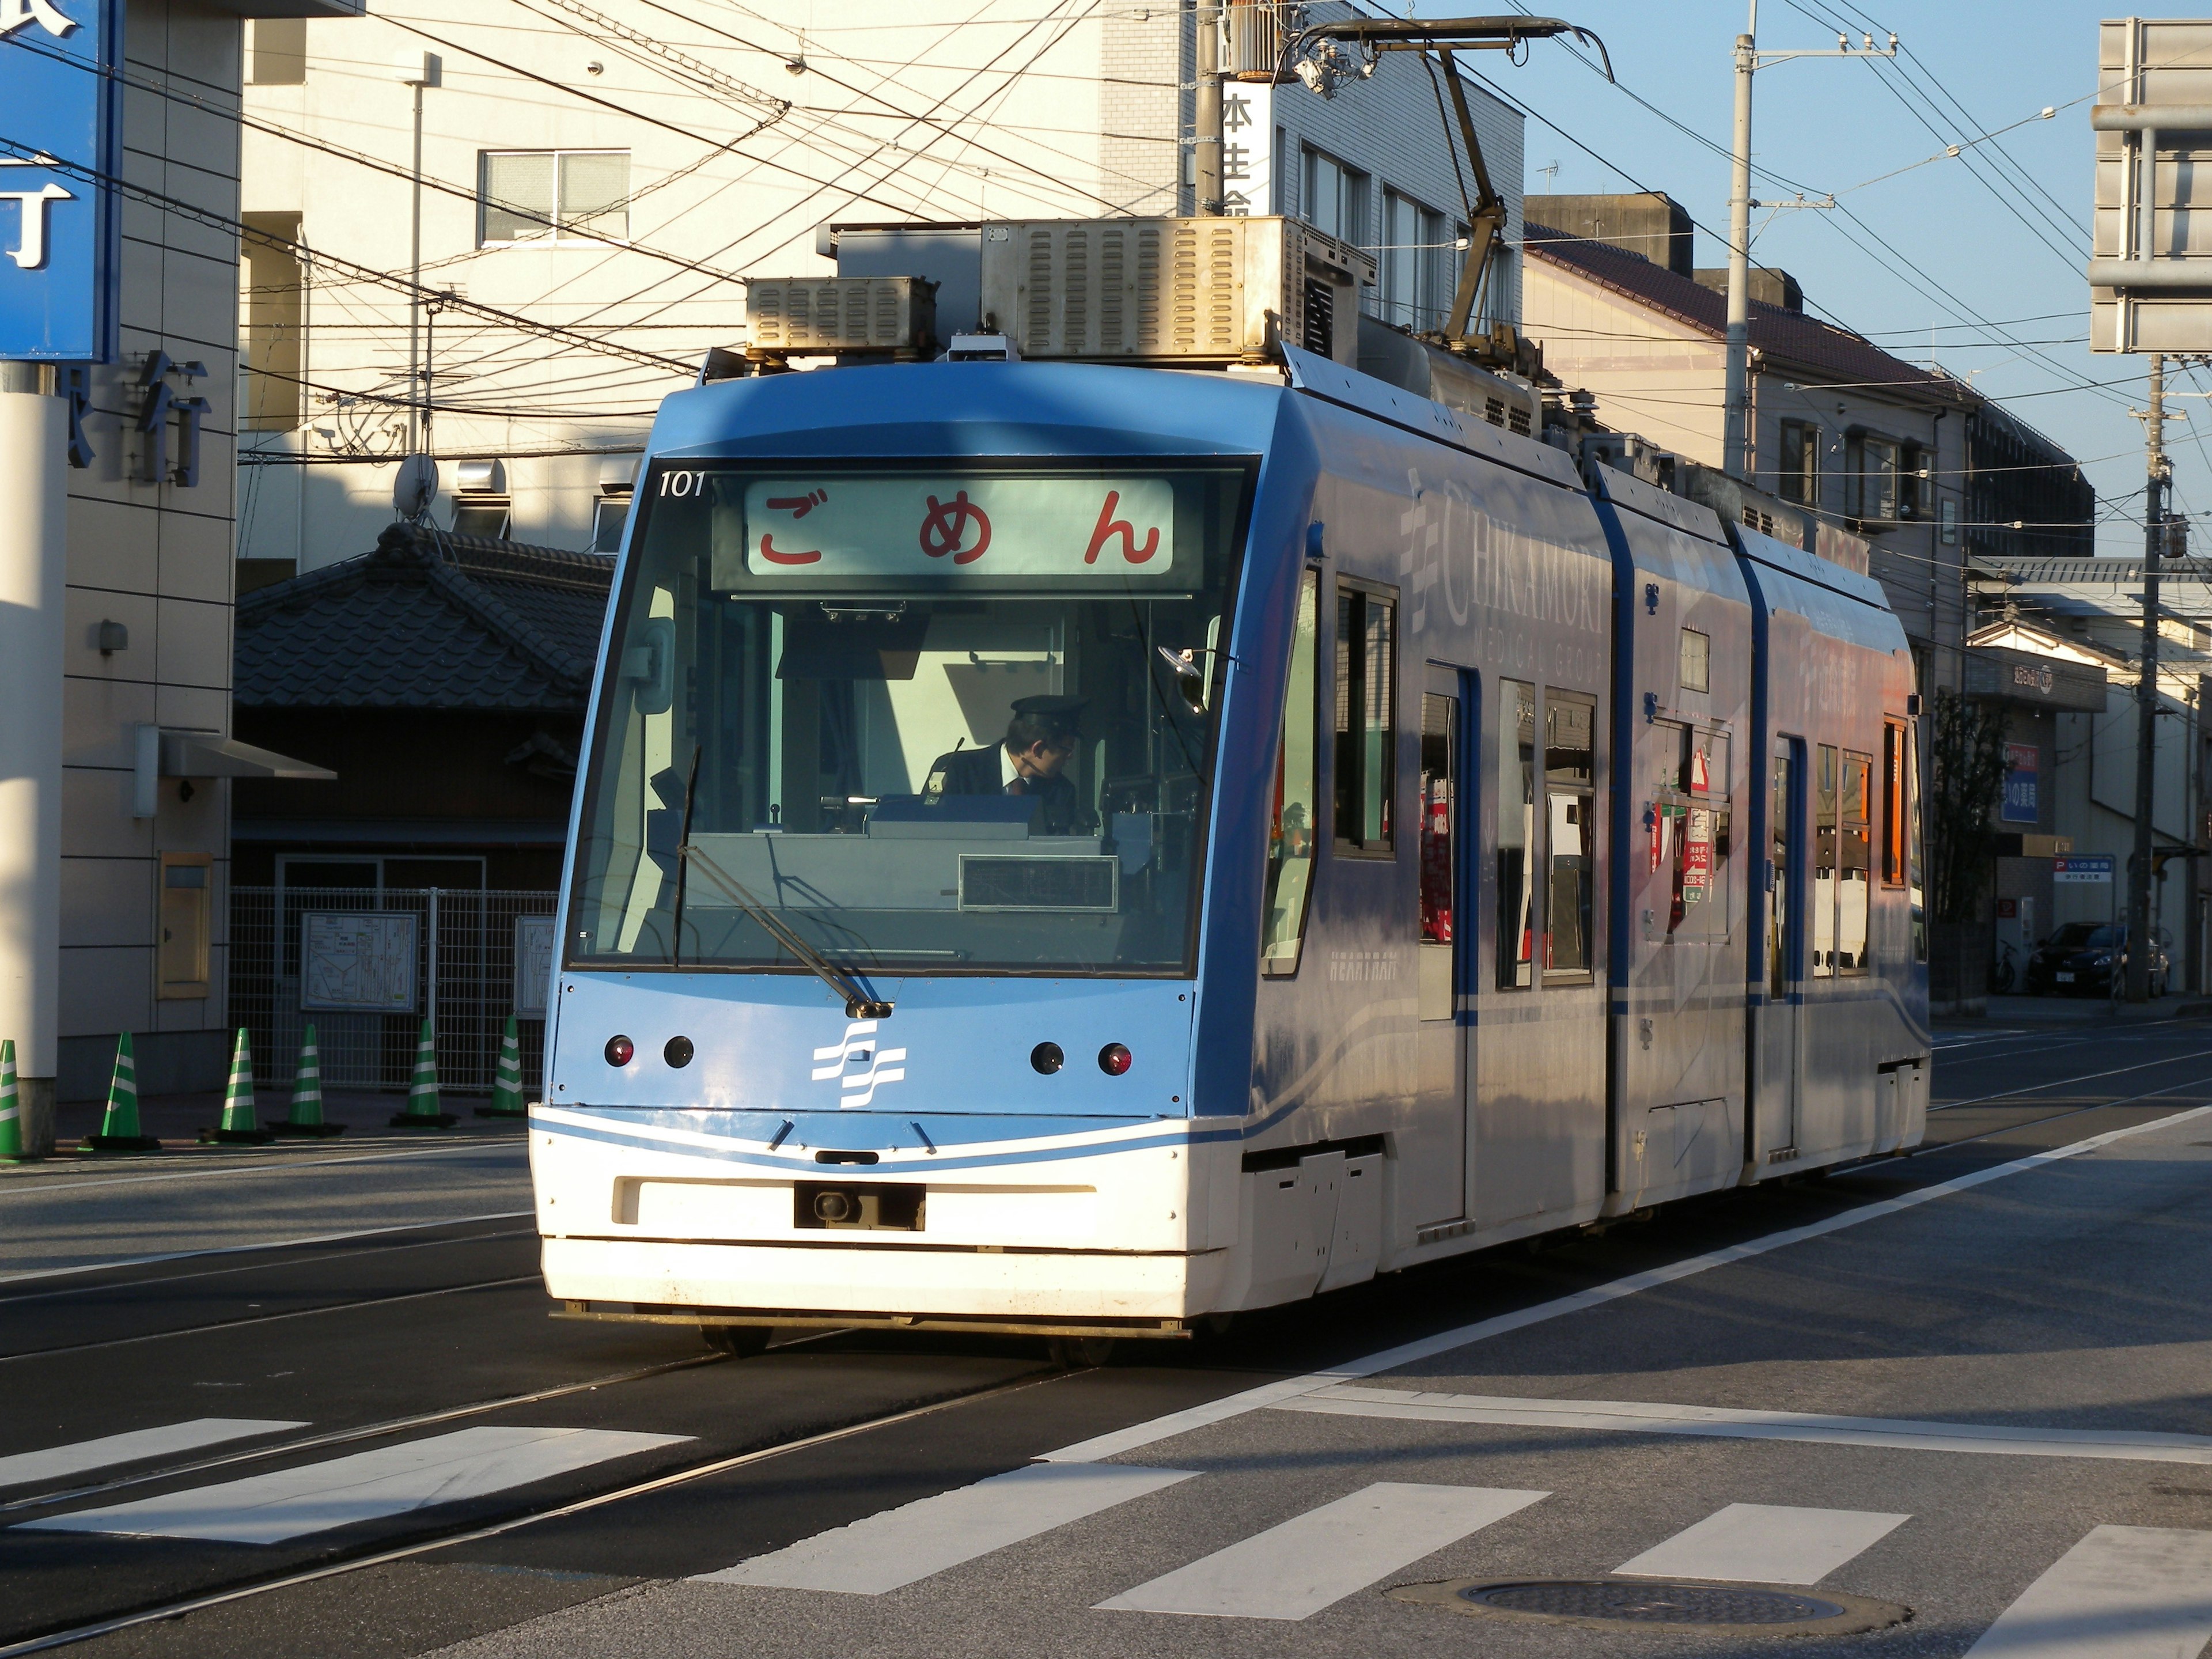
1963;1525;2212;1657
1041;1105;2212;1464
699;1463;1196;1594
1273;1386;2212;1465
1614;1502;1908;1584
1095;1482;1546;1620
0;1421;305;1491
24;1426;685;1544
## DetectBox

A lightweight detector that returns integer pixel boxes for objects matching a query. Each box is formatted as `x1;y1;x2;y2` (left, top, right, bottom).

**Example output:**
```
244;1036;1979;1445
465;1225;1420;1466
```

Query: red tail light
1099;1043;1132;1076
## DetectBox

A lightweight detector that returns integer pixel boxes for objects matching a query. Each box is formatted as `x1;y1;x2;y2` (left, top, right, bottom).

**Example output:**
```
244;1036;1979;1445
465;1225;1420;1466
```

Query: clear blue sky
1420;1;2161;556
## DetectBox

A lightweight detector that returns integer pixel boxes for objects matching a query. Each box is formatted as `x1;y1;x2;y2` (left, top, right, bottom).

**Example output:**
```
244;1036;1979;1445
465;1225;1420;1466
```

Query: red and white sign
740;476;1177;581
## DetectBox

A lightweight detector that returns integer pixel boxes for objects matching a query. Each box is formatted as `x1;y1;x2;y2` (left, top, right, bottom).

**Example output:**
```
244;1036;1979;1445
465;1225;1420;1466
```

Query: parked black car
2021;922;2171;997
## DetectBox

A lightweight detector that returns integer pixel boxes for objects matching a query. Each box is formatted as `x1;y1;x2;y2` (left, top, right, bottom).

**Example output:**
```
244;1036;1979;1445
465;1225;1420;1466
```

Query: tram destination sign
0;0;120;361
736;475;1178;582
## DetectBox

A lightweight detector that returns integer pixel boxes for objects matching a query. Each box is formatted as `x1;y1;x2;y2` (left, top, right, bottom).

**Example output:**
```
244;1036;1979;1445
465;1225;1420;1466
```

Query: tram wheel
700;1324;771;1359
1047;1335;1118;1368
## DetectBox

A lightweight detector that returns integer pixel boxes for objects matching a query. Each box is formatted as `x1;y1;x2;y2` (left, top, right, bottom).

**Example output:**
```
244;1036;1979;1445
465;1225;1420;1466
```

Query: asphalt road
0;1018;2206;1657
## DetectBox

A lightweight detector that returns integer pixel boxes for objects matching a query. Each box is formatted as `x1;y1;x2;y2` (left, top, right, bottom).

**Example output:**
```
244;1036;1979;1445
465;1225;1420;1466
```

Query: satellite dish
393;453;440;521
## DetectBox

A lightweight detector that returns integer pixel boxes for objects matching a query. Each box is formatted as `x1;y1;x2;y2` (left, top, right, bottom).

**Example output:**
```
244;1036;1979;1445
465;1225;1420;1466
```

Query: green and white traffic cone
202;1028;274;1145
85;1032;160;1153
270;1022;344;1137
389;1018;456;1128
0;1040;32;1164
476;1017;527;1118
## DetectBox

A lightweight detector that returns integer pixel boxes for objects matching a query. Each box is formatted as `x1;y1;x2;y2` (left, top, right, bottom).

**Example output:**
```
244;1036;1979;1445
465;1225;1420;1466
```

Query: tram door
1760;738;1806;1156
1415;666;1469;1224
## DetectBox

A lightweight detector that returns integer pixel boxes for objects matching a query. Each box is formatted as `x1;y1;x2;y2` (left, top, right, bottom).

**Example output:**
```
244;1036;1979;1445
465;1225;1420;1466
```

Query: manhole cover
1390;1576;1910;1637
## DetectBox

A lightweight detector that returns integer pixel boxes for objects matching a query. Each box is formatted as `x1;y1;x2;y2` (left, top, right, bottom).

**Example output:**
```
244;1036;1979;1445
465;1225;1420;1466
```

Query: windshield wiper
678;838;893;1020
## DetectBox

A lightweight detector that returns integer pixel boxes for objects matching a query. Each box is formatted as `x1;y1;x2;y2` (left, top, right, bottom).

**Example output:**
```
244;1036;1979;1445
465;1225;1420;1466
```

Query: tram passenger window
1813;745;1838;977
1544;690;1596;979
1496;680;1536;989
1262;572;1321;975
1907;719;1927;963
1771;744;1793;996
1838;752;1872;974
1418;689;1458;1019
1334;584;1395;853
1881;720;1907;885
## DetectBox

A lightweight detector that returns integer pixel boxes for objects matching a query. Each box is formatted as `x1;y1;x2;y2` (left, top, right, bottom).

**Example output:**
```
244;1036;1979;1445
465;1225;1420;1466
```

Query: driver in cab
923;695;1086;835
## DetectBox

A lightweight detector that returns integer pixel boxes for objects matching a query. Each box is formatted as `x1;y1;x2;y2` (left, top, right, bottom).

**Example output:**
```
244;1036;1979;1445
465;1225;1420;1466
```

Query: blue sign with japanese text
0;0;120;361
2001;741;2039;824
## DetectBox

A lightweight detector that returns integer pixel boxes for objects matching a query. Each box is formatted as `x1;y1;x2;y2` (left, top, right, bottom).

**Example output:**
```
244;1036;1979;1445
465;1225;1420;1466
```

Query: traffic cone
202;1028;274;1145
476;1017;527;1118
85;1032;160;1152
0;1039;33;1164
270;1022;344;1137
389;1018;456;1128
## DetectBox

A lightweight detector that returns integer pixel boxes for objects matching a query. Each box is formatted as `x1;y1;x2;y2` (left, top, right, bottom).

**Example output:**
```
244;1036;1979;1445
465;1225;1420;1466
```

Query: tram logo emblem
810;1019;906;1108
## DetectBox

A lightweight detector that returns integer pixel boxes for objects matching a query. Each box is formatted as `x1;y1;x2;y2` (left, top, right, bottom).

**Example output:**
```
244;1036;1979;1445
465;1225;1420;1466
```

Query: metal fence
229;887;558;1094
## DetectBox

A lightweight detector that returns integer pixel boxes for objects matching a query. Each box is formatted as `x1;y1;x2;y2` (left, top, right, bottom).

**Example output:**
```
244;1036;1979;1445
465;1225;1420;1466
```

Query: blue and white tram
529;342;1929;1355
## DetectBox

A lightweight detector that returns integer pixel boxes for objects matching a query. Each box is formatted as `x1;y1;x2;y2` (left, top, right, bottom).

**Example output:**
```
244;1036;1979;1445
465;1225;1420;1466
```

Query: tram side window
1838;751;1872;974
1881;719;1907;885
1418;690;1458;1019
1545;690;1597;980
1813;744;1838;977
1262;571;1322;975
1497;679;1536;989
1770;743;1793;996
1334;584;1396;853
1907;718;1928;963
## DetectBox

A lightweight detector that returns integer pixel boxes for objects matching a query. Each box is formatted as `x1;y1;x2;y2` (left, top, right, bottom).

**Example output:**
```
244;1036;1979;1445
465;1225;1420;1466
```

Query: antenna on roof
393;454;439;525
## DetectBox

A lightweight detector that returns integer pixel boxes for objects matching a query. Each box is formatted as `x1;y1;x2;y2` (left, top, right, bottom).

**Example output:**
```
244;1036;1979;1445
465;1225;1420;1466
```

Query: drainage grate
1467;1581;1843;1625
1389;1576;1910;1638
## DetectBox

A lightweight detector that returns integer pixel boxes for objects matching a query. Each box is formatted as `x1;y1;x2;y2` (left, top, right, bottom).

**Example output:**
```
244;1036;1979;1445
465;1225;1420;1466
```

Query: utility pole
1194;4;1223;215
1723;11;1755;478
1722;10;1893;479
400;53;440;453
2127;352;2171;1002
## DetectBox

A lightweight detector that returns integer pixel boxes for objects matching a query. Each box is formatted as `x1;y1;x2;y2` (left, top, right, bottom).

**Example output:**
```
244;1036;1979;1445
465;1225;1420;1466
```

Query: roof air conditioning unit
744;275;938;363
976;215;1374;369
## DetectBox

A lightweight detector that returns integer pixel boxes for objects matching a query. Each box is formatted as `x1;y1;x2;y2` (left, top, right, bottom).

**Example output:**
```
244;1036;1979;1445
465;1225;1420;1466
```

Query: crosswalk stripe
1614;1503;1910;1585
699;1463;1197;1595
22;1426;687;1544
0;1420;306;1491
1274;1385;2212;1466
1963;1525;2212;1657
1094;1483;1548;1620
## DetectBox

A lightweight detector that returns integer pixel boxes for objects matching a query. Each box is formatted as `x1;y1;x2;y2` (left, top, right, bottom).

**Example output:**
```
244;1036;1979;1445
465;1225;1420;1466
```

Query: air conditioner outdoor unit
976;216;1374;369
743;275;938;360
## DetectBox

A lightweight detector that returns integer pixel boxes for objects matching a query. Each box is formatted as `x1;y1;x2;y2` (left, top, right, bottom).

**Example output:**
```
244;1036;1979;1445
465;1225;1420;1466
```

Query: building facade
232;0;1523;574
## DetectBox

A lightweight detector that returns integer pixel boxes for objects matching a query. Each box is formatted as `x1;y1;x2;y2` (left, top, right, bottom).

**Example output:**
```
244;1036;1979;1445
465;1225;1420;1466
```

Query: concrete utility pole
402;53;439;452
1721;9;1893;479
2127;352;2171;1002
1722;10;1755;479
1194;4;1223;215
0;362;66;1154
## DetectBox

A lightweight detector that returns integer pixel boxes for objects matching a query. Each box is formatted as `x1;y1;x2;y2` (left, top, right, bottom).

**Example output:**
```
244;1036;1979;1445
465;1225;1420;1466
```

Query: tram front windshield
568;462;1248;976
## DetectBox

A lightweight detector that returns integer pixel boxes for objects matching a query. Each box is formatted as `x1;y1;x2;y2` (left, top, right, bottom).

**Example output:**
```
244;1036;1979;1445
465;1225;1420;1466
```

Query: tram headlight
1099;1043;1132;1076
605;1034;634;1066
1031;1042;1064;1075
813;1189;855;1223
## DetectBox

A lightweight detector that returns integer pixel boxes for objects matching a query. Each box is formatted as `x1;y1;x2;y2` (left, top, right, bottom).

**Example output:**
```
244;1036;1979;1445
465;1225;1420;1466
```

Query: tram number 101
659;470;707;497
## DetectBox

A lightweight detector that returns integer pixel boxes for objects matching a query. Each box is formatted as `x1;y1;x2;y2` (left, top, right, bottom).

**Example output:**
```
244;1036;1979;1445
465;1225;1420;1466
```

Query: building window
1897;442;1925;521
453;497;512;538
591;493;631;553
1303;147;1367;247
1380;189;1450;332
1778;419;1819;505
1844;431;1901;525
480;151;631;245
248;17;306;84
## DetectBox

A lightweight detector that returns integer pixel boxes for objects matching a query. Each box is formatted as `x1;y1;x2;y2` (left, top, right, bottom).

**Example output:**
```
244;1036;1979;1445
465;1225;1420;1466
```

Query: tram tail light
604;1034;634;1066
1099;1043;1132;1076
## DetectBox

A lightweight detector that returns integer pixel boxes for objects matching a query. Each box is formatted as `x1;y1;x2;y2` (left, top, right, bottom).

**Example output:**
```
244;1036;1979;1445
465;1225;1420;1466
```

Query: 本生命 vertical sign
1219;82;1272;216
0;0;120;361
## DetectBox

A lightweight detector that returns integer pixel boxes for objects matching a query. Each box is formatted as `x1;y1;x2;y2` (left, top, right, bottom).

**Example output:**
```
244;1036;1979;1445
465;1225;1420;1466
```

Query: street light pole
400;53;439;453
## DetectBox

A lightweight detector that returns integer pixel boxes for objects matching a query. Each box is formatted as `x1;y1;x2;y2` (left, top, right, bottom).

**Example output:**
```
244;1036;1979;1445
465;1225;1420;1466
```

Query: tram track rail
1910;1070;2212;1158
